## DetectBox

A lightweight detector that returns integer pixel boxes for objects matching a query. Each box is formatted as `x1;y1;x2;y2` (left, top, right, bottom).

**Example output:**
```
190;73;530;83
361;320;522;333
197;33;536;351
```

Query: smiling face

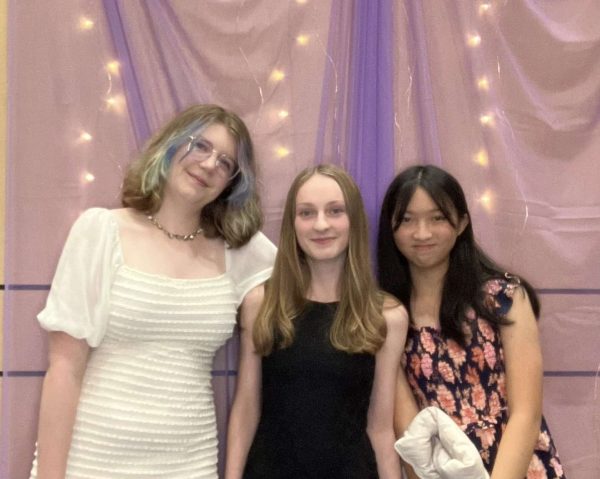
393;186;468;274
164;122;237;210
294;174;350;268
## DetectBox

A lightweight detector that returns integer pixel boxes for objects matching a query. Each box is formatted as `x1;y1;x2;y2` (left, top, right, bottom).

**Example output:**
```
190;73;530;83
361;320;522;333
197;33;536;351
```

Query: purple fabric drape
346;0;396;240
102;0;151;147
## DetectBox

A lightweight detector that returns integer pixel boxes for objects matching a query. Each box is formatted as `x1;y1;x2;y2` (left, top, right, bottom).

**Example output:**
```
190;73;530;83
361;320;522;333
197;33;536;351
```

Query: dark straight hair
377;165;539;345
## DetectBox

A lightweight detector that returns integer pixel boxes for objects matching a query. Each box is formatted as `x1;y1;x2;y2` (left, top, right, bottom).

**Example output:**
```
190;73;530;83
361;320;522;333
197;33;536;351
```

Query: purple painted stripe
537;289;600;295
4;370;595;378
3;284;600;295
543;371;598;377
102;0;151;147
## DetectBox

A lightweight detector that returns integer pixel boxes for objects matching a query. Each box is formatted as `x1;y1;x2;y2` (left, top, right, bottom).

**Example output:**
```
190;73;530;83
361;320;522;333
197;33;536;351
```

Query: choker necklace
147;215;203;241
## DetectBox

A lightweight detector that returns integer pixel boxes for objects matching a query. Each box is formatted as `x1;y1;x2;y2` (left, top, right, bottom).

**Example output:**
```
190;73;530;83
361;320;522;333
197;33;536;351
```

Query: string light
478;190;494;212
105;95;126;113
477;76;490;91
466;33;482;47
270;69;286;82
479;113;494;126
275;146;290;158
278;110;289;119
473;149;489;167
106;61;120;75
479;2;492;15
79;132;93;142
83;172;96;183
296;34;310;46
78;17;95;31
295;0;308;4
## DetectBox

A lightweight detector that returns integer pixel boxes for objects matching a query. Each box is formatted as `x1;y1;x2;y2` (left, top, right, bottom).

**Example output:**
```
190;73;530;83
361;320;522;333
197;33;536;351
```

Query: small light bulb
479;2;492;15
79;17;95;30
474;149;489;167
106;61;120;74
479;190;493;212
84;172;96;183
278;110;289;119
295;0;308;4
270;69;286;82
276;146;290;158
477;76;490;91
479;113;494;126
467;33;482;47
80;132;93;142
296;34;309;46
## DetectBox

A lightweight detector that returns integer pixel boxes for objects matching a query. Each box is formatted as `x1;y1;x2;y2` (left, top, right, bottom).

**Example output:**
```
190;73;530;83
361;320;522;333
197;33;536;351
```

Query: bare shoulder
382;294;409;331
239;285;265;331
111;208;152;236
242;284;265;309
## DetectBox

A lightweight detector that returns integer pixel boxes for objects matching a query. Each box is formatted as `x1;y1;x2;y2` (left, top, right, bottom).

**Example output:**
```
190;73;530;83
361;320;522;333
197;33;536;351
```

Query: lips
311;237;336;245
187;170;209;187
413;244;435;252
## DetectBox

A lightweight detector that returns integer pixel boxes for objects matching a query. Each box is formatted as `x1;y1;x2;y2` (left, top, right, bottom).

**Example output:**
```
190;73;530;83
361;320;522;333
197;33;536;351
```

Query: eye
432;214;447;222
193;138;213;154
297;209;316;218
216;155;236;173
327;206;346;216
400;215;413;223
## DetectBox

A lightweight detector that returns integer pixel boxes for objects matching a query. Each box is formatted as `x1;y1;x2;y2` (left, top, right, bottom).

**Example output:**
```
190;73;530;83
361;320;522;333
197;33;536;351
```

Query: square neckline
108;209;230;283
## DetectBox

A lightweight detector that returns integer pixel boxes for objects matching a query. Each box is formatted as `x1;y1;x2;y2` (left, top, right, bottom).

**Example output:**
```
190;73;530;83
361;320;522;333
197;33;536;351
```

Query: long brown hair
121;104;262;247
253;164;386;355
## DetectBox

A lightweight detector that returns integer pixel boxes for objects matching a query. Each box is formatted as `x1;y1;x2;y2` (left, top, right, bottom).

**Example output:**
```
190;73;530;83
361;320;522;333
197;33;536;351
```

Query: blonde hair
253;164;387;355
121;104;262;247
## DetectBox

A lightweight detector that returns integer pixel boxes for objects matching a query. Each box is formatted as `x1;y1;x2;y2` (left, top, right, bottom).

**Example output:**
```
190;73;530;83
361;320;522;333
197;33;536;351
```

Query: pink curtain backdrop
3;1;599;478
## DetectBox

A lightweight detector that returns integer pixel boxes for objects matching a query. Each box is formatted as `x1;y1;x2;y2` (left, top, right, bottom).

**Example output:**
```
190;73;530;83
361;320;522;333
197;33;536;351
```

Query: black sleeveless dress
243;301;378;479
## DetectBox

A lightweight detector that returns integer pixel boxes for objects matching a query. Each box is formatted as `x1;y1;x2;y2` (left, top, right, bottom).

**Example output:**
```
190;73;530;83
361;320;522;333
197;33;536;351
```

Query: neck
305;259;343;303
153;196;203;235
409;260;448;301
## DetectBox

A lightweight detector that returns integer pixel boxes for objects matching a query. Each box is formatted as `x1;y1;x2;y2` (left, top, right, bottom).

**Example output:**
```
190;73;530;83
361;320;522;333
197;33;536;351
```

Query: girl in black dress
225;164;410;479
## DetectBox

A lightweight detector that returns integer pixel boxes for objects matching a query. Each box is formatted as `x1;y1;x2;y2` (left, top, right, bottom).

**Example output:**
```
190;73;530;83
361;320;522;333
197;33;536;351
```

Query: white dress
30;208;276;479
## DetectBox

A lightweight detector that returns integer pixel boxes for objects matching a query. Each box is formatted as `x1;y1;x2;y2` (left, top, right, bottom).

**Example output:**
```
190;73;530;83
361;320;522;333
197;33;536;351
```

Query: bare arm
394;361;420;479
224;285;264;479
367;302;409;478
36;332;90;479
491;288;543;479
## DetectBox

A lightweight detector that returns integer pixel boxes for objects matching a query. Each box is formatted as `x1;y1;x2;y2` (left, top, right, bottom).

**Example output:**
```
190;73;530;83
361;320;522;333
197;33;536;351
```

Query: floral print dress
404;278;565;478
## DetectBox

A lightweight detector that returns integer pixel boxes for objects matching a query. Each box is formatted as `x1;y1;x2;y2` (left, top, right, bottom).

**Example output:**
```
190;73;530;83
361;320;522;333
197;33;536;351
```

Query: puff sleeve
227;231;277;306
37;208;121;347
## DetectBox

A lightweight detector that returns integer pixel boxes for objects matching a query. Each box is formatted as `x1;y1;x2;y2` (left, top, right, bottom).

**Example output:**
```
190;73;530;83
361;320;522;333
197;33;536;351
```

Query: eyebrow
404;207;443;214
296;200;345;207
196;136;236;160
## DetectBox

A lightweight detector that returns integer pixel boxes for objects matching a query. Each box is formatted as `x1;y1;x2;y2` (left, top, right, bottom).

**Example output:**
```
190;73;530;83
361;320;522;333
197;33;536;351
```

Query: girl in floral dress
377;165;565;478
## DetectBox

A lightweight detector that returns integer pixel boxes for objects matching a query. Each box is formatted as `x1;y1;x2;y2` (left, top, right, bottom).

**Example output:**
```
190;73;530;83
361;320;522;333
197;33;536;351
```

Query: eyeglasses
181;135;240;180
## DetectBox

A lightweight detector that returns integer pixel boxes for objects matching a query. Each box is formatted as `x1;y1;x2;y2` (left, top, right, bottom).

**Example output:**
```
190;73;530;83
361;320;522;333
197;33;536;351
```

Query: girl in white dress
30;104;276;479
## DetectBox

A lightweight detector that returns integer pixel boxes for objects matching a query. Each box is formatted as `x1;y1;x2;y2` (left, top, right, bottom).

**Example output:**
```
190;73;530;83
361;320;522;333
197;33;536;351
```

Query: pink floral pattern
404;278;566;478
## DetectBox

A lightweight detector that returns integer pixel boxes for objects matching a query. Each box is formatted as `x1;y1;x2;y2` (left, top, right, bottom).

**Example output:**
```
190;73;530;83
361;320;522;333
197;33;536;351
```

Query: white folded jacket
394;407;490;479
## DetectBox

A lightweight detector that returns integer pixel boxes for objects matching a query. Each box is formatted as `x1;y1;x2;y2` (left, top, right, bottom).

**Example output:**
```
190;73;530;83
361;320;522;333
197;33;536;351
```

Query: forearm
400;460;419;479
491;412;541;479
225;400;260;479
368;428;402;479
36;367;84;479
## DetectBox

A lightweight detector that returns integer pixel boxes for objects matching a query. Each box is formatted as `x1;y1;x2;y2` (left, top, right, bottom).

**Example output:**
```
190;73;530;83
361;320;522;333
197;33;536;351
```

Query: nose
196;149;219;171
413;220;432;240
313;211;330;231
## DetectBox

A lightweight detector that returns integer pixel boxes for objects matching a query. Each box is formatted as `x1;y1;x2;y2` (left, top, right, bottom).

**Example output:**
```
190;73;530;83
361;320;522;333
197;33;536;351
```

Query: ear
457;214;469;235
